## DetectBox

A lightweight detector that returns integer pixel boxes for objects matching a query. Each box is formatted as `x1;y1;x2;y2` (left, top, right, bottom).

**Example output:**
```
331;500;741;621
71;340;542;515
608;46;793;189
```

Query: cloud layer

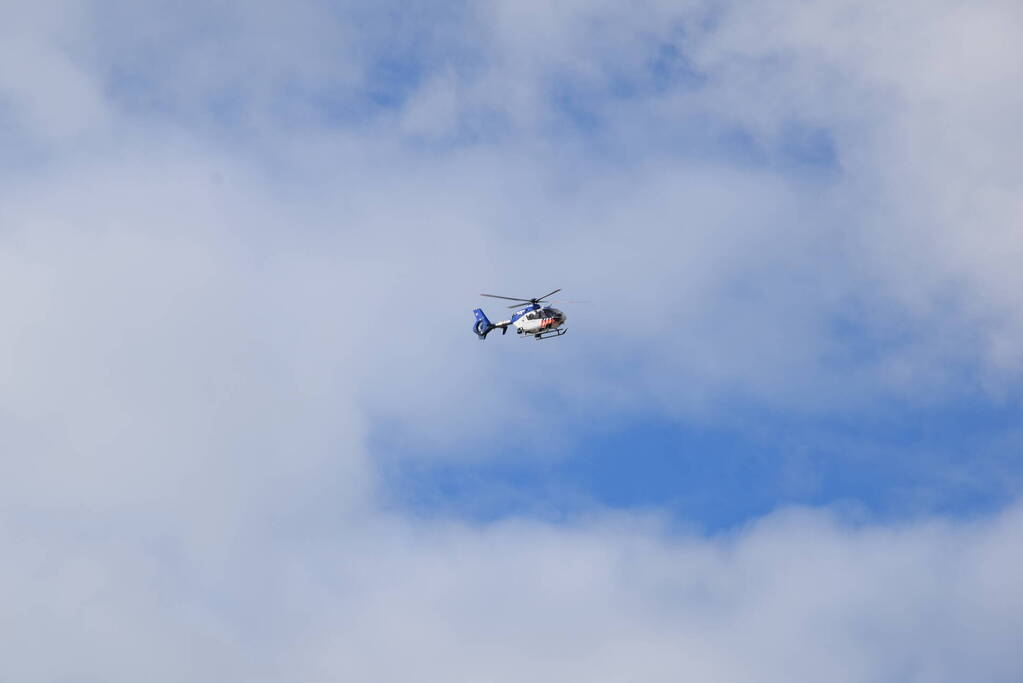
5;502;1023;681
2;1;1023;680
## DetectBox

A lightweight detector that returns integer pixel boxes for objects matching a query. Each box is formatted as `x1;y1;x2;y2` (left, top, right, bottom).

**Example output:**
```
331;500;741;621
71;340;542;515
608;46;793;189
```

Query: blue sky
381;395;1023;530
3;1;1023;681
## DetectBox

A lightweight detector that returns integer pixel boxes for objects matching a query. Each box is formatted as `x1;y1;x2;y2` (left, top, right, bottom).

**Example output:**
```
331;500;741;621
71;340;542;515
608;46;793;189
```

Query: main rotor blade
535;288;562;301
481;293;533;302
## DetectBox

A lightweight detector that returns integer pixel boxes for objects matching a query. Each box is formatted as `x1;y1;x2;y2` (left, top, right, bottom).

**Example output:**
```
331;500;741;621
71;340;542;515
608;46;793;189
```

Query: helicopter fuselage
507;305;566;337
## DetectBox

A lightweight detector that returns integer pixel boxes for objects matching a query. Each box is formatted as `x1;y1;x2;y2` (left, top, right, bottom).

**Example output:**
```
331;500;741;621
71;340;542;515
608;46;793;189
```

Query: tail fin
472;308;495;340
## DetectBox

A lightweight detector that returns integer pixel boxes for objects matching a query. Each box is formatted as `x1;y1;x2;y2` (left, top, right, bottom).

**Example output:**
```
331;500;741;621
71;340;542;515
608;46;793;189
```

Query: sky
2;1;1023;680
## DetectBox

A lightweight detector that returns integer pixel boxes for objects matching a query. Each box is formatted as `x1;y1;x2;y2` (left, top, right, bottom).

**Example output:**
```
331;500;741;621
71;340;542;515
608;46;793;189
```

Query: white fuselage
510;307;566;336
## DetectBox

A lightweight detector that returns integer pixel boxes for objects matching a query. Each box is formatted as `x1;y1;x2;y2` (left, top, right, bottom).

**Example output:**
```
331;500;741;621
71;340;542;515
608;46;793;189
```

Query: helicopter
472;288;569;340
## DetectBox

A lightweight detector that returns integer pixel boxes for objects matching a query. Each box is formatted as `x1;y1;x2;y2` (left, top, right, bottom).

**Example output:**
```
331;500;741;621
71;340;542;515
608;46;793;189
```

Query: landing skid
533;328;566;340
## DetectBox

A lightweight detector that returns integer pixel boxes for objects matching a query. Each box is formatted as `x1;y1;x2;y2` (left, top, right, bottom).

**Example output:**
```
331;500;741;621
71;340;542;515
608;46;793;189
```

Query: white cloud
0;4;109;140
3;503;1022;681
7;0;1021;420
2;1;1023;680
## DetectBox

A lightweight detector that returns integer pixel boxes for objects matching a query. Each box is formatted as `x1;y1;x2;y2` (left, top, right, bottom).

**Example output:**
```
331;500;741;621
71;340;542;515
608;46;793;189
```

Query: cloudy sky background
2;1;1023;680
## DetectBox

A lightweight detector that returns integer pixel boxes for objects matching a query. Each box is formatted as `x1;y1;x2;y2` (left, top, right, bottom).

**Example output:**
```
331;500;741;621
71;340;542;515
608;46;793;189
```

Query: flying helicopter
472;288;569;340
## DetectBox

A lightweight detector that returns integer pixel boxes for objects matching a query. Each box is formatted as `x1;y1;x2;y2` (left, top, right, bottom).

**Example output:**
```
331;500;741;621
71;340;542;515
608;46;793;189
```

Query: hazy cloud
2;1;1022;680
